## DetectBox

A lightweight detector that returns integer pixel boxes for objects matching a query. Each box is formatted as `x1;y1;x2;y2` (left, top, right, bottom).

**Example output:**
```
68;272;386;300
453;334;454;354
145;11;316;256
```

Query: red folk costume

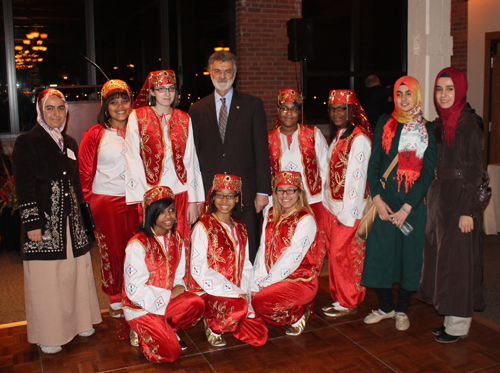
268;89;329;275
252;172;318;329
188;175;267;346
124;70;205;240
323;89;372;311
79;80;140;309
123;186;204;363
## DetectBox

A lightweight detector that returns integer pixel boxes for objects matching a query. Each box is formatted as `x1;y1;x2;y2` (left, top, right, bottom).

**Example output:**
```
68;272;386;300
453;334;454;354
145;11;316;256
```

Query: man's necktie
219;97;228;143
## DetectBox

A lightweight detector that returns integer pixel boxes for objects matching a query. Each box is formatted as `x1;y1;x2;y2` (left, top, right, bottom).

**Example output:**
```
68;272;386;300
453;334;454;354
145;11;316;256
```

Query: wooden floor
2;276;500;373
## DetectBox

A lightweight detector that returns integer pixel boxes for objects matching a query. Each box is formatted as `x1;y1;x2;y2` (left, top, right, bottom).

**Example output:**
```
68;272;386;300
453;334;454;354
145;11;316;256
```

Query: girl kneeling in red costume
123;186;204;363
189;174;268;347
252;171;319;336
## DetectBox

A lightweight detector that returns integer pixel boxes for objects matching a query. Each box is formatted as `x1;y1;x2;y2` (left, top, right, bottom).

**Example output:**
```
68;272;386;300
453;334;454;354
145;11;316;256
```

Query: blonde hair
271;186;313;222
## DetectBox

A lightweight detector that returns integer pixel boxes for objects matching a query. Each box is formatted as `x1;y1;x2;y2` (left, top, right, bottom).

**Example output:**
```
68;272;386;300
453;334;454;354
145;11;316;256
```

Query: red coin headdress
133;70;177;109
200;174;244;219
328;89;372;136
142;186;175;223
212;174;242;193
276;88;304;127
101;79;133;102
274;171;302;188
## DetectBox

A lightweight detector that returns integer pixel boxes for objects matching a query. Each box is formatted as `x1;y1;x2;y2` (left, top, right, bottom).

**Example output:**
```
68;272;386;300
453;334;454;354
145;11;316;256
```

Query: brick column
450;0;468;75
235;0;302;128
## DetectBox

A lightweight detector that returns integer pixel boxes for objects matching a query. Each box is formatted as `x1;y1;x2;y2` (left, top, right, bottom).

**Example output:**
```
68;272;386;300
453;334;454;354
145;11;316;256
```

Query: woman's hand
171;285;185;299
373;195;393;221
459;215;474;233
186;203;200;225
389;203;412;229
27;229;42;242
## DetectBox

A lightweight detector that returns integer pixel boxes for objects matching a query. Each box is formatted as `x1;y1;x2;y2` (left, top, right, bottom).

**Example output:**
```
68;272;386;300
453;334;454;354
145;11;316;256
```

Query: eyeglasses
276;188;299;195
327;106;348;113
278;105;300;113
214;193;237;200
155;86;176;93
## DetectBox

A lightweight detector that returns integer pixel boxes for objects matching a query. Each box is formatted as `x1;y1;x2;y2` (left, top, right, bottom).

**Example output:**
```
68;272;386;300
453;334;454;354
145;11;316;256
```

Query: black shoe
432;326;446;336
179;339;188;350
435;331;467;344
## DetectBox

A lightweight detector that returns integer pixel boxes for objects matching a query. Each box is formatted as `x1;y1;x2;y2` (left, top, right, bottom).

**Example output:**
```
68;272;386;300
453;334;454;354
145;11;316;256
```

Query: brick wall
235;0;302;128
450;0;468;75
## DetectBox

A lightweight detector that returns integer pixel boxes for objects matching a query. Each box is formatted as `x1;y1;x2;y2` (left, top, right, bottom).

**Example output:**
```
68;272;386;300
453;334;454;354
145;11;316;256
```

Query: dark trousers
376;287;413;314
235;205;260;263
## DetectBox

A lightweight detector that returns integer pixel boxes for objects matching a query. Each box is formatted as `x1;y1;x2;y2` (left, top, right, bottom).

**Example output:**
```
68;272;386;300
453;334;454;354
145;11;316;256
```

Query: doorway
483;32;500;166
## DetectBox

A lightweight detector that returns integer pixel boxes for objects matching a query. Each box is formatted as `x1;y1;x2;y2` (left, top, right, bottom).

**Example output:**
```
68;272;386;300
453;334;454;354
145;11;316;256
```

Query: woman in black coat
417;67;485;343
12;88;101;354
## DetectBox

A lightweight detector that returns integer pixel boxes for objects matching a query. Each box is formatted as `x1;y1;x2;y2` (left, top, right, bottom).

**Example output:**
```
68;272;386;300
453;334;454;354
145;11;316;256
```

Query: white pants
444;316;471;336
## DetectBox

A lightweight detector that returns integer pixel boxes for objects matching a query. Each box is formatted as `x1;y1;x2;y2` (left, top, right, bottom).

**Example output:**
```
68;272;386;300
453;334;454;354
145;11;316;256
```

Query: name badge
67;148;76;160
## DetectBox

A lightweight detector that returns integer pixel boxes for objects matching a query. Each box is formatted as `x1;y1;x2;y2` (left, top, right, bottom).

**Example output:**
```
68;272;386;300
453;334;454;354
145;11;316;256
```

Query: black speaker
287;18;313;62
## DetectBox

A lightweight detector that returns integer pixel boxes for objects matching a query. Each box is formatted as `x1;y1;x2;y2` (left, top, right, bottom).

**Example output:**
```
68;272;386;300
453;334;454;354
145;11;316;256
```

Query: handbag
80;201;96;231
479;170;492;212
80;201;95;247
355;154;399;242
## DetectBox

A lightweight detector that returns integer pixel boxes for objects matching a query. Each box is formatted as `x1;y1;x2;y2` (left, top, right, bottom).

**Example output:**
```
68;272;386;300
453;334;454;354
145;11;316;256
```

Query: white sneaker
38;344;62;354
78;328;95;337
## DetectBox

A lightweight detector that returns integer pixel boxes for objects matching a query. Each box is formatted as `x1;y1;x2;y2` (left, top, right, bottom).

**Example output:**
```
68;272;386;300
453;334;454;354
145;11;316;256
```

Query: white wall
468;0;500;118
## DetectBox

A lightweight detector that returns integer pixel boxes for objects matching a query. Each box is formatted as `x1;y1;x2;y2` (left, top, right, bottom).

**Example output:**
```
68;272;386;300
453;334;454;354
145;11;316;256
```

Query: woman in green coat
361;76;436;331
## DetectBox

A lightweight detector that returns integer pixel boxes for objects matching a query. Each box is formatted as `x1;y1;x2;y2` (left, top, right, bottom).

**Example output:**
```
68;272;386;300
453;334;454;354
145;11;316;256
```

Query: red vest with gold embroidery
122;231;183;311
135;107;189;187
264;207;317;282
188;214;248;293
328;125;371;202
268;124;322;197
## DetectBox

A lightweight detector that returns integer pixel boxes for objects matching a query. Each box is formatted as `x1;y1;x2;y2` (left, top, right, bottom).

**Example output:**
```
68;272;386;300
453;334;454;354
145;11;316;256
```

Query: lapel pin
236;105;240;109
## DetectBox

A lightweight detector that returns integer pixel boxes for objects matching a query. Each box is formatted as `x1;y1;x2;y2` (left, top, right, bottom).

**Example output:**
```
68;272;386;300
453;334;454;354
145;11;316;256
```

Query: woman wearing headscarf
322;89;372;318
361;77;436;331
267;88;329;275
12;88;102;354
418;67;485;343
124;70;205;240
79;79;140;317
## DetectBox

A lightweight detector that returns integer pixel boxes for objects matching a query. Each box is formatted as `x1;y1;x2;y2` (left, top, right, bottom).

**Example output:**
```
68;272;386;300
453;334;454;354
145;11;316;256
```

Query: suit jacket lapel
225;89;241;140
204;93;219;135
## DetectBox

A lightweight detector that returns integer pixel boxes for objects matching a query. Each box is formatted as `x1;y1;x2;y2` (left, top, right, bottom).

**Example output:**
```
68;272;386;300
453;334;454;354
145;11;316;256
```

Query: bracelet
402;206;411;214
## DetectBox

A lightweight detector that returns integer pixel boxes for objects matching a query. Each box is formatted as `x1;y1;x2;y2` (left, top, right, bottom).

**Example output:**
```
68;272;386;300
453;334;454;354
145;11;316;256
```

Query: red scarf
434;67;468;146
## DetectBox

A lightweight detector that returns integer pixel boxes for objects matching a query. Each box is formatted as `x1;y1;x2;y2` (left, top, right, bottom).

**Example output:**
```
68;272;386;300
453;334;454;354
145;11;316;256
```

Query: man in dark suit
190;51;271;260
359;75;394;130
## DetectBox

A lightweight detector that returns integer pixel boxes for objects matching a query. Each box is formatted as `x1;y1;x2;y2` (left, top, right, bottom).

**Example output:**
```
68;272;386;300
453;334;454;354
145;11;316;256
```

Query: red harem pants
91;194;140;299
324;210;366;308
201;293;268;346
252;276;318;326
309;202;327;274
127;292;204;363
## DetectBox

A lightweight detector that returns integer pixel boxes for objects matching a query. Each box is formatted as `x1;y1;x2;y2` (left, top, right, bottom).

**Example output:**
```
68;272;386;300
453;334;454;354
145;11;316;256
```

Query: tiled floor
1;276;500;373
